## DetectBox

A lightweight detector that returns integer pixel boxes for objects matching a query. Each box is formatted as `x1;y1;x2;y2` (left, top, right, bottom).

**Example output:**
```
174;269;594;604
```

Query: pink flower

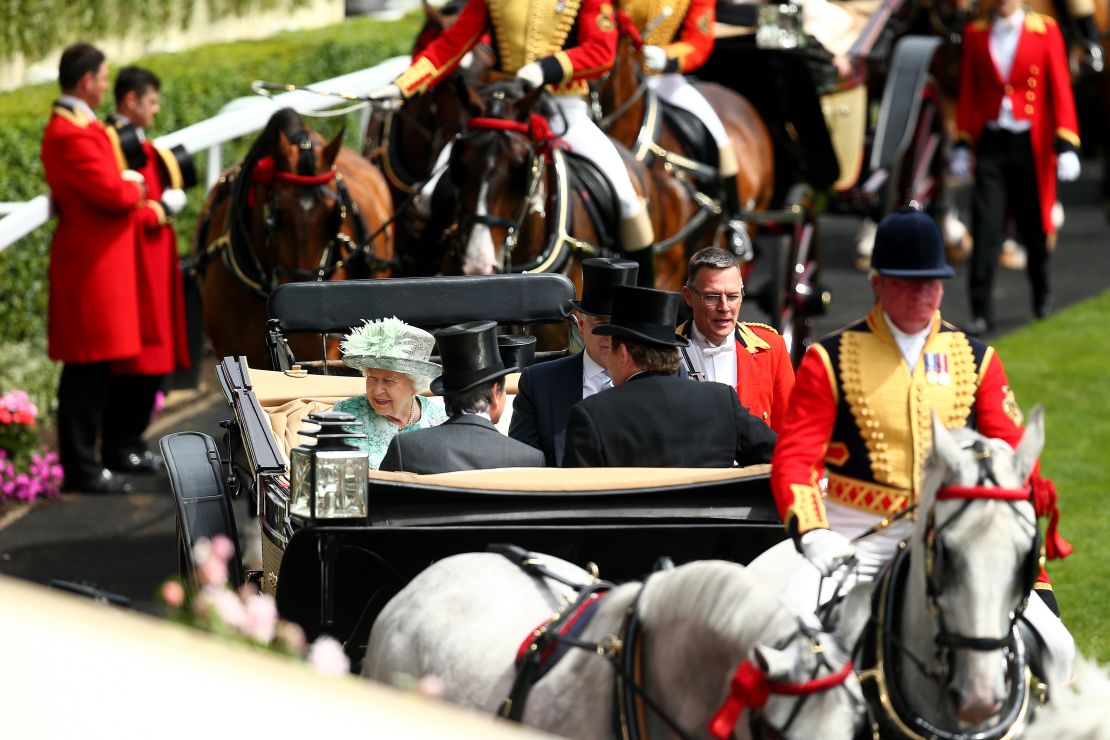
240;590;278;644
417;675;446;698
275;621;307;655
211;534;236;564
161;580;186;608
199;586;245;630
0;409;11;424
192;538;213;567
307;635;350;676
197;556;228;587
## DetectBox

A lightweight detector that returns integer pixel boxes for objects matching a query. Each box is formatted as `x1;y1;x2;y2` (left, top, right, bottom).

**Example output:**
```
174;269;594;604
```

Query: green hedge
0;13;422;361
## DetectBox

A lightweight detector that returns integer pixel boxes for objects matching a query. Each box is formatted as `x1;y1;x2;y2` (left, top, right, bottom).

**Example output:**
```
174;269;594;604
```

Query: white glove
643;45;669;72
515;62;545;90
949;147;972;182
800;529;856;577
368;84;402;100
161;188;187;216
1057;150;1080;182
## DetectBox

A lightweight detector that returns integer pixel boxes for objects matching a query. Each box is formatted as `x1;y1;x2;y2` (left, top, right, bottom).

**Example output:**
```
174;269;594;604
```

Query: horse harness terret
492;545;856;740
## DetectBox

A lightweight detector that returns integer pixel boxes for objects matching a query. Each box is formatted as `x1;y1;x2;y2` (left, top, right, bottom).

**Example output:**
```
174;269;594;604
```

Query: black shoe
965;317;993;337
103;450;165;474
62;468;133;494
1035;294;1054;319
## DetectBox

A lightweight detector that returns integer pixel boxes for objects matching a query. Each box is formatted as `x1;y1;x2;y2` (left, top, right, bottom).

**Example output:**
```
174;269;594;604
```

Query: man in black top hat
510;258;638;465
380;321;545;473
562;285;776;468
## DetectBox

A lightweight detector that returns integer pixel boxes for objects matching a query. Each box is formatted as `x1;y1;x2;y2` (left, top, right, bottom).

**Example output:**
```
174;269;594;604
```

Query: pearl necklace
404;397;418;427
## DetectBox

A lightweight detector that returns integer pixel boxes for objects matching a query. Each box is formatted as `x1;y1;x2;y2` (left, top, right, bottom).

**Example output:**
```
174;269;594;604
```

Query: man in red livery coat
41;43;155;493
678;247;794;434
100;66;192;474
621;0;750;256
369;0;659;286
952;0;1081;334
771;206;1073;690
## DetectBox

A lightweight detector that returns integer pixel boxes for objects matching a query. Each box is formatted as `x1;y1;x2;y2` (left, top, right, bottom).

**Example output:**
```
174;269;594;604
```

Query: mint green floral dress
331;394;447;470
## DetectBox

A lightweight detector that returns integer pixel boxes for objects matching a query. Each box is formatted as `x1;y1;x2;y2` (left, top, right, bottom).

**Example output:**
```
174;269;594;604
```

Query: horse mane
244;107;314;176
636;560;803;648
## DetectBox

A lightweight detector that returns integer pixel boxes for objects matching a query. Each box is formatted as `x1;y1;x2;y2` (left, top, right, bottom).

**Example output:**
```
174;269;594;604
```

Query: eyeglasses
688;286;743;306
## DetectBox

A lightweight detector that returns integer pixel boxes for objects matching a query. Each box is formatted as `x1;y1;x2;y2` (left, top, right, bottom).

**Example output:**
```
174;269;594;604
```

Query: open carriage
162;274;784;669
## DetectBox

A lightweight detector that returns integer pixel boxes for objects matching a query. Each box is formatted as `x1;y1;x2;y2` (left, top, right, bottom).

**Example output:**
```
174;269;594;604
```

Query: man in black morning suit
509;257;638;465
380;321;546;473
562;286;777;468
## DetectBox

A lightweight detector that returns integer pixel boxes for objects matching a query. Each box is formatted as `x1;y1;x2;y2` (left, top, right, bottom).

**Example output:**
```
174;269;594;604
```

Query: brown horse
193;108;393;368
424;81;682;348
596;25;775;281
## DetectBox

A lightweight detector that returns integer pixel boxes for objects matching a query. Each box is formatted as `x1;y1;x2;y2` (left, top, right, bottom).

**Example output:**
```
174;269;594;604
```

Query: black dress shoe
62;468;133;494
103;450;165;474
1035;294;1054;319
965;317;993;337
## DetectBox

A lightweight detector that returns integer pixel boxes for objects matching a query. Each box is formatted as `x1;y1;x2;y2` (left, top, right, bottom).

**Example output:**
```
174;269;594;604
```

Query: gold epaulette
1025;12;1049;33
742;321;779;335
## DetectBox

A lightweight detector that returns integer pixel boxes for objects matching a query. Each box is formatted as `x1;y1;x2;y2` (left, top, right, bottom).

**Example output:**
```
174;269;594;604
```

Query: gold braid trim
154;145;184;190
1057;128;1081;148
103;124;128;172
648;0;690;45
785;482;829;534
827;474;911;517
394;57;439;98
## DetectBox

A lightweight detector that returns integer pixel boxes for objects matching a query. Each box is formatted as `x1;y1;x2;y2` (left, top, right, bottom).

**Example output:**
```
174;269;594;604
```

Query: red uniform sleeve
664;0;715;73
770;345;837;534
1045;21;1080;150
539;0;618;85
955;22;982;148
394;0;490;97
769;334;795;436
50;125;143;213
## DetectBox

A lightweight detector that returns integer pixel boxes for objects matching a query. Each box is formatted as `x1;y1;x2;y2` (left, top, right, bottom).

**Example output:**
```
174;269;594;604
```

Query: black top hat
106;114;148;170
431;321;519;395
570;257;639;316
593;286;690;348
155;143;199;190
498;334;537;370
871;205;955;279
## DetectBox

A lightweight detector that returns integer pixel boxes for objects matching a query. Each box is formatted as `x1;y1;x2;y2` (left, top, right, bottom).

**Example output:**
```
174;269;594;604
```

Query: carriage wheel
891;76;947;221
773;184;828;367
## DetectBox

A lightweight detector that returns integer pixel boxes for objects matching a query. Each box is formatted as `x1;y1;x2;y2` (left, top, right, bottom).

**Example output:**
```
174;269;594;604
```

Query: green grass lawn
993;290;1110;663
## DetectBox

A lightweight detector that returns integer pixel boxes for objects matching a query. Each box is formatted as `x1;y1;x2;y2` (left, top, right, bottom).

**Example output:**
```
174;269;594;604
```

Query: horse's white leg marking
462;179;498;275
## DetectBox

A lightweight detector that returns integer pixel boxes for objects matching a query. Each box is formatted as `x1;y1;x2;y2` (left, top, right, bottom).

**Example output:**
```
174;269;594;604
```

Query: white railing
0;54;410;253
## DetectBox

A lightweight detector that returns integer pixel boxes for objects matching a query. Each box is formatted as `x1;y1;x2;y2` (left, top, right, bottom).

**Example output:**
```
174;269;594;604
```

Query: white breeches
783;502;1075;688
420;96;644;219
647;74;730;148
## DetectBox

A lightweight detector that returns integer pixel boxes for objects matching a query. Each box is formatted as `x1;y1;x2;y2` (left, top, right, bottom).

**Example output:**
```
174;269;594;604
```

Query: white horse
749;409;1059;735
363;554;864;739
1023;656;1110;740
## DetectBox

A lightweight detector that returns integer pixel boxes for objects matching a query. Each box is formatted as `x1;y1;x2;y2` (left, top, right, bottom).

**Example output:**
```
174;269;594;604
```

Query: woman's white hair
360;366;433;395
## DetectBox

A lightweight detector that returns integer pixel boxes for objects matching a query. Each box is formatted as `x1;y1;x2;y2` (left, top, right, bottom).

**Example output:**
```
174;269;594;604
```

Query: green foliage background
0;13;421;415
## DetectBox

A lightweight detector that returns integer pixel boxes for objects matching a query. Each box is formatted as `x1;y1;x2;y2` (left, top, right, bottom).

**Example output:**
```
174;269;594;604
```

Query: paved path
1;163;1106;613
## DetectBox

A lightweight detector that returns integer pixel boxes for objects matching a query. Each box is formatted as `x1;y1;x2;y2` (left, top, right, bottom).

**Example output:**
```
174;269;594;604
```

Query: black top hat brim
875;265;956;279
430;365;519;395
593;323;690;348
569;299;608;317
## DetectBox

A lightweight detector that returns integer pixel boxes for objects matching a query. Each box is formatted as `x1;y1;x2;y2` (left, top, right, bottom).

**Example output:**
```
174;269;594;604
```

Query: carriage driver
622;0;752;258
769;206;1074;687
369;0;659;286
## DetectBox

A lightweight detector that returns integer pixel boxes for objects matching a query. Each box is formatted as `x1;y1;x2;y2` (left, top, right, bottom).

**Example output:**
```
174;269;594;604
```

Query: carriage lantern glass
289;412;369;520
756;4;806;50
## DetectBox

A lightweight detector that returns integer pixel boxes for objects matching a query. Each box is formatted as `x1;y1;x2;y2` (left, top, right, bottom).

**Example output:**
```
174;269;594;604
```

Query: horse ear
455;76;484;117
518;84;543;122
1014;404;1045;481
751;643;793;681
322;126;345;168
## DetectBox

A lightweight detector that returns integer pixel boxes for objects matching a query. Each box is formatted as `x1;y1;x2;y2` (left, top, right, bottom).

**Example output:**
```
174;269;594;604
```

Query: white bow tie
701;342;735;358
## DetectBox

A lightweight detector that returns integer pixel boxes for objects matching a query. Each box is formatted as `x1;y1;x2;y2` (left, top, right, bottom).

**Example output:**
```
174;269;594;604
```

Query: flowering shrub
0;390;63;503
162;534;351;676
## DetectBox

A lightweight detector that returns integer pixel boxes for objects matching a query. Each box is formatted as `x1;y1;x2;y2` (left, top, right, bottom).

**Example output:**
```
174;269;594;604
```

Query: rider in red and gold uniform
371;0;658;285
952;0;1080;334
771;206;1073;688
622;0;750;257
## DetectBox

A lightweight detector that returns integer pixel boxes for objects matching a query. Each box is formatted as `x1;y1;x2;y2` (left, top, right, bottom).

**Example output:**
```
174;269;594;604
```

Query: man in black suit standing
562;286;776;468
380;321;546;473
509;257;638;465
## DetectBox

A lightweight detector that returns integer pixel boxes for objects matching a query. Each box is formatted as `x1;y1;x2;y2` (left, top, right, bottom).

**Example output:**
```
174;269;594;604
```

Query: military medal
937;354;951;386
924;353;938;385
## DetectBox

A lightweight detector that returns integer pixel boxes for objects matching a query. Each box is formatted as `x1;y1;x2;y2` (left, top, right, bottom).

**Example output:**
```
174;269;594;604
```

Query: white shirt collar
690;321;733;349
582;349;607;381
993;8;1024;32
882;312;931;372
57;95;97;123
459;410;493;422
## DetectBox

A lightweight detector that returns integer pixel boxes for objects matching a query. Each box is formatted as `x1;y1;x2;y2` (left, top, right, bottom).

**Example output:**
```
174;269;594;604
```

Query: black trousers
57;361;112;483
102;374;163;458
969;128;1050;323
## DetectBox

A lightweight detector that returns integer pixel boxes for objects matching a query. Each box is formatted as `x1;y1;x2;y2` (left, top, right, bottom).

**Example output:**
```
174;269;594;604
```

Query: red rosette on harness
468;114;570;163
1031;475;1072;560
248;156;336;205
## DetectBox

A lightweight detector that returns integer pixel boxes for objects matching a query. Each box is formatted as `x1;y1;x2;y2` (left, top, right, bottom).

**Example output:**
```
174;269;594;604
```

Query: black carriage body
165;275;785;667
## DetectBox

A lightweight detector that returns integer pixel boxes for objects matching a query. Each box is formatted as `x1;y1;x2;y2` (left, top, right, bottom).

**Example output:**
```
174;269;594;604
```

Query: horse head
592;13;646;138
237;108;349;288
440;80;549;275
908;408;1043;728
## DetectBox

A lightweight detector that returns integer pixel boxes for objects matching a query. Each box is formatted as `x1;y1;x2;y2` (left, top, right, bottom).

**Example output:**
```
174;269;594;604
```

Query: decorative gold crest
696;10;711;34
597;2;615;31
1002;385;1024;426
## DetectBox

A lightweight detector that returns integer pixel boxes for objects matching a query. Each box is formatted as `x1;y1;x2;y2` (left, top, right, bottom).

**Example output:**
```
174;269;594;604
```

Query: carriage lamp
289;411;369;520
756;4;806;50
